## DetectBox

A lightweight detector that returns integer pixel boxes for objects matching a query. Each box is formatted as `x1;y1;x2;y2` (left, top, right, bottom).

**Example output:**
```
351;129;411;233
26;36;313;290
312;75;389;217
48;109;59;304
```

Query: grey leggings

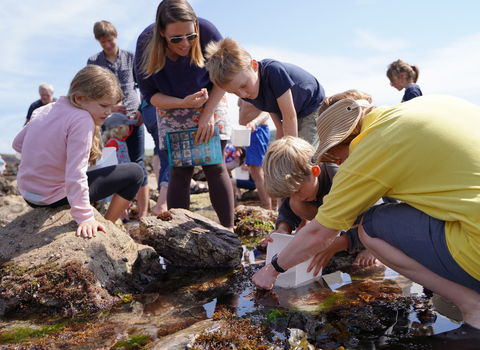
166;140;234;228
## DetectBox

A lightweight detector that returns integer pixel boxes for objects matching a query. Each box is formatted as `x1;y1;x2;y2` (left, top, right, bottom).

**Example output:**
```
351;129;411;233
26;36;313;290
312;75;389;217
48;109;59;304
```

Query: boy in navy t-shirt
206;37;325;149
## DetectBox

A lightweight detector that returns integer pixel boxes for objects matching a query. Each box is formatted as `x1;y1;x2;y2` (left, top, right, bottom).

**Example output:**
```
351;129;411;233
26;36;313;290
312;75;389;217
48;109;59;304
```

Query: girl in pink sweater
13;65;144;238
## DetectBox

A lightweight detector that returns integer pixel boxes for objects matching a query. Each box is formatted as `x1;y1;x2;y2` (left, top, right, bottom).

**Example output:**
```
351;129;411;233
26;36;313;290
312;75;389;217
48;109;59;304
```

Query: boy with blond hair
205;38;324;149
261;136;377;267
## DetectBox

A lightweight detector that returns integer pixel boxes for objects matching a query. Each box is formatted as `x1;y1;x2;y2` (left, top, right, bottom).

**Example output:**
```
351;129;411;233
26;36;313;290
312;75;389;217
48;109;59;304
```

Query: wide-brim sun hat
310;99;371;165
103;112;137;130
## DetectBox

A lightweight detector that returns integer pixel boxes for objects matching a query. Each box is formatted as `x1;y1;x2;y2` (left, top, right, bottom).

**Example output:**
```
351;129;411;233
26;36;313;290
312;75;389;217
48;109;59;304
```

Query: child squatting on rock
13;65;144;239
260;136;379;268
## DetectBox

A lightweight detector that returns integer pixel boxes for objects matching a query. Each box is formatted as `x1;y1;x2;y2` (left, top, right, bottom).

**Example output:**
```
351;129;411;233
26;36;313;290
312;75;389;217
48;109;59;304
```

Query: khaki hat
310;99;371;165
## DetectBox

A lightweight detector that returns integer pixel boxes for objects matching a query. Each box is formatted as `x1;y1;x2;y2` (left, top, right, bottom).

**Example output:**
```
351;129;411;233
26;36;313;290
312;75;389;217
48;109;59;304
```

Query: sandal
190;182;208;194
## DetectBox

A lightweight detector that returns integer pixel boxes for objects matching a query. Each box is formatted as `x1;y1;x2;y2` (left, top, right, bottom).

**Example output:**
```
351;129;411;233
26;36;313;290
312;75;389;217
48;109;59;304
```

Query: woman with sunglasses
135;0;234;230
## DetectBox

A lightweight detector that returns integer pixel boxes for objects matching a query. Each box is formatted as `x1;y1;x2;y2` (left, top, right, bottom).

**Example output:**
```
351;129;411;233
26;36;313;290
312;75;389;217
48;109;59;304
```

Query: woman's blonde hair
387;59;420;83
102;124;130;144
66;65;123;166
318;90;375;147
205;37;253;88
140;0;203;77
263;136;315;199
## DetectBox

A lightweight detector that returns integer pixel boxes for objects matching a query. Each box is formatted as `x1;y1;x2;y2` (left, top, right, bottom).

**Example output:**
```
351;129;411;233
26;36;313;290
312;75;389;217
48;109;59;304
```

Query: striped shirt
87;48;140;116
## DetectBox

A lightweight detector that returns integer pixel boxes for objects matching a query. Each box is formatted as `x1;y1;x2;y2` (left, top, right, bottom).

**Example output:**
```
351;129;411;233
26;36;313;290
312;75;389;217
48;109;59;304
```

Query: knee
131;163;145;185
358;222;373;248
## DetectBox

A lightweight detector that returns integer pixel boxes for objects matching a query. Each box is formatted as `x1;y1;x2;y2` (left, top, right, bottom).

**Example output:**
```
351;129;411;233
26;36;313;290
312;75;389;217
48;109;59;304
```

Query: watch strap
271;253;287;273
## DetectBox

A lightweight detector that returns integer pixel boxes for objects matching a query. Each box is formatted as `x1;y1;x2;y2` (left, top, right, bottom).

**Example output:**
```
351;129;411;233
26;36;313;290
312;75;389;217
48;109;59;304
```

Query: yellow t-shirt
316;95;480;280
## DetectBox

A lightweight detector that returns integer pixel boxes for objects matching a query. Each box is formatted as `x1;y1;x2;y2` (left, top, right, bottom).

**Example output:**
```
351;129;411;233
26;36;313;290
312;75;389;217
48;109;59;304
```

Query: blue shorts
362;202;480;293
236;177;256;190
245;125;270;166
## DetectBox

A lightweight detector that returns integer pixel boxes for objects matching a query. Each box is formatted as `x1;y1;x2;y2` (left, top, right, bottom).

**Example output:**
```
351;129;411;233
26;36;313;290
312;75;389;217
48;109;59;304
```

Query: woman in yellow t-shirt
252;90;480;332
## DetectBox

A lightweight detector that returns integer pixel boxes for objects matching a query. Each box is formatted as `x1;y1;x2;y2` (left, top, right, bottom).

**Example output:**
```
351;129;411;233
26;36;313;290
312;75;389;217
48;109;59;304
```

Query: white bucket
231;125;251;147
232;166;250;180
88;147;118;171
265;232;323;288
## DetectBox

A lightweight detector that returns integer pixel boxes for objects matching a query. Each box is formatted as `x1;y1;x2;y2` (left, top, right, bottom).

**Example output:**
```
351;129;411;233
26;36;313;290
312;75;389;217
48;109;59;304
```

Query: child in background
13;65;144;239
205;37;325;149
261;136;378;267
102;112;138;223
102;113;137;163
226;144;256;202
238;98;272;209
0;156;5;175
387;59;422;102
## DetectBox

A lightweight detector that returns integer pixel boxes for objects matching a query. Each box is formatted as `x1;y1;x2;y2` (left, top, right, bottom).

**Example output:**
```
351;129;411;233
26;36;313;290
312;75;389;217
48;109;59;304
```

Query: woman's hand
76;219;107;239
252;263;280;290
183;88;209;108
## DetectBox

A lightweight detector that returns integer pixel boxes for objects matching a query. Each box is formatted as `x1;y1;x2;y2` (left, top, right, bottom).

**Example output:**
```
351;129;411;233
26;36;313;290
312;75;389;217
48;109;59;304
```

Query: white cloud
353;29;411;53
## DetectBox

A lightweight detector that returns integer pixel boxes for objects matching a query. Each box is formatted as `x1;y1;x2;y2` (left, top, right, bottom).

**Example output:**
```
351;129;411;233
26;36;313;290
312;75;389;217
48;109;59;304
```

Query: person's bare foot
353;249;378;266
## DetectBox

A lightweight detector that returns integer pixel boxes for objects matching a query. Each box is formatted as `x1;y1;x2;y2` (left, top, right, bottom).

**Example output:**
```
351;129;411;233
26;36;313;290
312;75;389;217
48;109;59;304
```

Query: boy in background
206;37;325;149
87;20;149;219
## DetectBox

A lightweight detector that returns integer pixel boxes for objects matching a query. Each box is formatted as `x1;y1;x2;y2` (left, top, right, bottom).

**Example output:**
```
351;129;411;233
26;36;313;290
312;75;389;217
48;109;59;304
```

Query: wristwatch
271;253;287;273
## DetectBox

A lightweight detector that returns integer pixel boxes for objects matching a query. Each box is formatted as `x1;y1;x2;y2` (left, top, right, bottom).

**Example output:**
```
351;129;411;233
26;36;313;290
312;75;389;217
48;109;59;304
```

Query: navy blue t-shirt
135;18;221;104
402;84;422;102
26;98;57;121
243;59;325;120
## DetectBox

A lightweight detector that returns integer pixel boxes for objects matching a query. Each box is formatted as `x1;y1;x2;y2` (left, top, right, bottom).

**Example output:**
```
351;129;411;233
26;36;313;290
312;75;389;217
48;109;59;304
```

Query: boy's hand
245;120;257;132
307;235;348;276
184;88;209;108
76;219;107;239
260;224;290;248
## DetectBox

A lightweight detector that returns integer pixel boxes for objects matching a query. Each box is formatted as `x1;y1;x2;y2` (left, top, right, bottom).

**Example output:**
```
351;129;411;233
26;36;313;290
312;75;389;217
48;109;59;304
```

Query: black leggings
26;163;144;209
166;140;234;228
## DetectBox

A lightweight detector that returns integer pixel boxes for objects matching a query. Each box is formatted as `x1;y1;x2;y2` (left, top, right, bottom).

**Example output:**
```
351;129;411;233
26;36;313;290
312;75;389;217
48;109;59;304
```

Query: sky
2;0;480;154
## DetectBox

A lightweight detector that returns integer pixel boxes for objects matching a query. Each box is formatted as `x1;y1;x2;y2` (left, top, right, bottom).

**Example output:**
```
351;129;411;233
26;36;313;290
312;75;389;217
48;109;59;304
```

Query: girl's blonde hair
139;0;203;78
205;37;253;88
263;136;315;199
102;124;130;144
386;59;420;83
318;90;375;147
66;65;123;166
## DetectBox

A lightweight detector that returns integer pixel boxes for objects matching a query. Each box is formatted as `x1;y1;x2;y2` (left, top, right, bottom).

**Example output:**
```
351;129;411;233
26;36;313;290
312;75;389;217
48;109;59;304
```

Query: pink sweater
13;96;95;224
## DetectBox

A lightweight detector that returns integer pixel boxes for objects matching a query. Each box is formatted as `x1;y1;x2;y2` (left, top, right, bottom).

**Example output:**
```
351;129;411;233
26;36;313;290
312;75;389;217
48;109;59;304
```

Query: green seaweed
0;321;68;344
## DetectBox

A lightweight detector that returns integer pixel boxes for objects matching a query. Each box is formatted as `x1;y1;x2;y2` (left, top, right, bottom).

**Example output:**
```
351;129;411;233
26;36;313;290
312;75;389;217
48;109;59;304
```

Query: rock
137;208;243;268
0;205;162;315
0;177;18;196
0;195;31;224
145;319;216;350
234;205;277;238
234;205;277;224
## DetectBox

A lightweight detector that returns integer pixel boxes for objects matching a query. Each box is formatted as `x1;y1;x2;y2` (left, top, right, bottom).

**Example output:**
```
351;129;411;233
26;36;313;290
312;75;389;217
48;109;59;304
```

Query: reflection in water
0;247;477;349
